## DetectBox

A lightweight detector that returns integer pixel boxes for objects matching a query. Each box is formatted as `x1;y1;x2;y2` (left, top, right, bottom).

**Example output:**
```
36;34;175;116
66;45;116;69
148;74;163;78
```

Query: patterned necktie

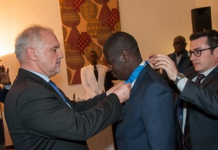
94;65;98;81
48;80;72;109
184;73;205;149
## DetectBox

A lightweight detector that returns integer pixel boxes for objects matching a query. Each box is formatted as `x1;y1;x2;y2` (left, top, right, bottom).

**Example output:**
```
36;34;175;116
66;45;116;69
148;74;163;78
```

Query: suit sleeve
16;87;122;141
71;92;107;111
0;88;9;103
80;67;97;98
141;83;175;150
180;80;218;116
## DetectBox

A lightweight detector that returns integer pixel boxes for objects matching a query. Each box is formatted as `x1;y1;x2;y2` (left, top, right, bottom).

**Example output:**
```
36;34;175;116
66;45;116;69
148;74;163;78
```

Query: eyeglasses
173;42;186;46
188;46;218;57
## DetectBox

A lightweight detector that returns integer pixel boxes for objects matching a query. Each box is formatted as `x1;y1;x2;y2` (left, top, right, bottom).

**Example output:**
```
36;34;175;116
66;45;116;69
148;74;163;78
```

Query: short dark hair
190;30;218;48
103;32;140;56
89;50;97;55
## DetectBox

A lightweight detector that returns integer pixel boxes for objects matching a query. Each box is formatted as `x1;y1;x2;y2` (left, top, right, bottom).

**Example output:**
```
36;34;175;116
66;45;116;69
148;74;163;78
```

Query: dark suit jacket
116;65;175;150
4;68;123;150
0;87;9;103
180;66;218;150
0;87;8;145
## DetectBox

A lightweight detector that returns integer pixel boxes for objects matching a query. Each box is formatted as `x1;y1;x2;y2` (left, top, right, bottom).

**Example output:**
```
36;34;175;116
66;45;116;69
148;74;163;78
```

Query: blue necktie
48;80;72;109
124;62;146;84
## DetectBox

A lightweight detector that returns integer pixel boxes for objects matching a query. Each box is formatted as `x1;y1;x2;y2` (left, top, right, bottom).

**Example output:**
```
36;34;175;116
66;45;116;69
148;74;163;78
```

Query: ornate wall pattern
59;0;121;85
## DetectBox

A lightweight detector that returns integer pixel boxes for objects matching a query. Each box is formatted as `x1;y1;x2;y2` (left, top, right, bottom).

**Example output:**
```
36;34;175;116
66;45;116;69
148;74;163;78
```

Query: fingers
151;55;173;69
156;55;173;63
2;65;5;72
149;54;159;66
147;54;157;60
151;54;178;81
113;83;132;104
106;82;124;96
0;65;6;73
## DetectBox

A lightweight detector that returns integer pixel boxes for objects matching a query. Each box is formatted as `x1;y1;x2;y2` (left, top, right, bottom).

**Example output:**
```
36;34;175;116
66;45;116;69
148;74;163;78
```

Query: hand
150;54;178;81
109;83;131;104
106;82;123;96
0;65;11;85
147;54;157;69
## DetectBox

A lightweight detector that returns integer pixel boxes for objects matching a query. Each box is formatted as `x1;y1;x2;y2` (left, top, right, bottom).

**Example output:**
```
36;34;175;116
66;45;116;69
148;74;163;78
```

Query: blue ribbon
124;61;146;84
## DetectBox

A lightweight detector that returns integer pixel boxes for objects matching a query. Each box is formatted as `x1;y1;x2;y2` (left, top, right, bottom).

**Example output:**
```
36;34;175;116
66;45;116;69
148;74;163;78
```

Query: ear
214;47;218;55
120;50;130;63
26;47;38;61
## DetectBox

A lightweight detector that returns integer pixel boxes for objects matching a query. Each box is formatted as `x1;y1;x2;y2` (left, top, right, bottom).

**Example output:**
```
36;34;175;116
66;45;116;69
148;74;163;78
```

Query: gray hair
15;25;53;63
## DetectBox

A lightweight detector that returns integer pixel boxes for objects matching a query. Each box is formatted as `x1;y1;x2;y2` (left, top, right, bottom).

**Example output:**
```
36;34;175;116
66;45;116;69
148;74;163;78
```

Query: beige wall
119;0;218;58
0;0;217;147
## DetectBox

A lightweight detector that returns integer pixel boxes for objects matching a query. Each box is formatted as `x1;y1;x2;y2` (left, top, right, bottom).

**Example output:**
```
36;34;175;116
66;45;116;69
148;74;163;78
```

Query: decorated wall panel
59;0;121;85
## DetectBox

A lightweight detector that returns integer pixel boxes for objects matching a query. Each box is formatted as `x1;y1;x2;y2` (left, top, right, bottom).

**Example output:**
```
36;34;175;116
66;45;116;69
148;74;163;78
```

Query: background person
81;50;108;100
162;36;192;97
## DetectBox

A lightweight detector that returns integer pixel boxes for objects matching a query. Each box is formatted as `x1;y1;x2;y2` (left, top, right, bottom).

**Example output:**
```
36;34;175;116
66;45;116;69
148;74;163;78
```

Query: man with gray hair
4;25;131;150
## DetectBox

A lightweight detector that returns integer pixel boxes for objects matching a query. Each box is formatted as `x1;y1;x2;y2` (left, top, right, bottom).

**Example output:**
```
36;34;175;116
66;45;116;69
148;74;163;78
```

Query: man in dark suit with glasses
151;30;218;150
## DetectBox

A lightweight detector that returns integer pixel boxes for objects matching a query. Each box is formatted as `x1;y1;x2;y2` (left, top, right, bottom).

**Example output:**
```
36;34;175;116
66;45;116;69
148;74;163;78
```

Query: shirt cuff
177;77;188;92
4;85;11;90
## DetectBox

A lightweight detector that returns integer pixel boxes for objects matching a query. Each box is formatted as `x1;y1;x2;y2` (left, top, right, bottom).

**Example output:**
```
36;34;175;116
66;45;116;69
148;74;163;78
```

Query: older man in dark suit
162;36;193;97
4;25;131;150
170;36;192;73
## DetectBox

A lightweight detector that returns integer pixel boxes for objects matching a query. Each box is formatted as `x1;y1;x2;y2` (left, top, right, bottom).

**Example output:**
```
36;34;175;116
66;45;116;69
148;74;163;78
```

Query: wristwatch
174;73;185;85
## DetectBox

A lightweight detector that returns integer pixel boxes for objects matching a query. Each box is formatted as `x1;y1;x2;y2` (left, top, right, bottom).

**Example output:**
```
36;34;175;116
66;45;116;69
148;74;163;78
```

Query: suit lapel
88;65;98;84
185;66;218;87
178;53;188;66
122;65;149;115
201;66;218;86
18;69;75;110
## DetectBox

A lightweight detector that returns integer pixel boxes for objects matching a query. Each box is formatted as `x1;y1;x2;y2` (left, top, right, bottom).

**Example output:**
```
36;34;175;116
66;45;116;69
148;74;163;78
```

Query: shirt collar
26;70;50;82
201;66;216;76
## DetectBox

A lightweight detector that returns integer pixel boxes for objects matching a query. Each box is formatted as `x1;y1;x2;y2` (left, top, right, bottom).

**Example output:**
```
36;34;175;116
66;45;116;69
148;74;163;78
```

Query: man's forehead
89;51;97;55
191;37;207;46
174;38;184;42
105;55;115;63
190;39;209;50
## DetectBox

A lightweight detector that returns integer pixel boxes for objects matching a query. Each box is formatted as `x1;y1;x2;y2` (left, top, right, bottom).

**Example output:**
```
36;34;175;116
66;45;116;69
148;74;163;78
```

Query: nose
58;48;64;58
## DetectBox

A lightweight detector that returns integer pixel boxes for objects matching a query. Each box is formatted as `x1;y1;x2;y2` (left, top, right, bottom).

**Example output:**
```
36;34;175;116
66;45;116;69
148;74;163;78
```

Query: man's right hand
150;54;178;81
107;83;131;103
